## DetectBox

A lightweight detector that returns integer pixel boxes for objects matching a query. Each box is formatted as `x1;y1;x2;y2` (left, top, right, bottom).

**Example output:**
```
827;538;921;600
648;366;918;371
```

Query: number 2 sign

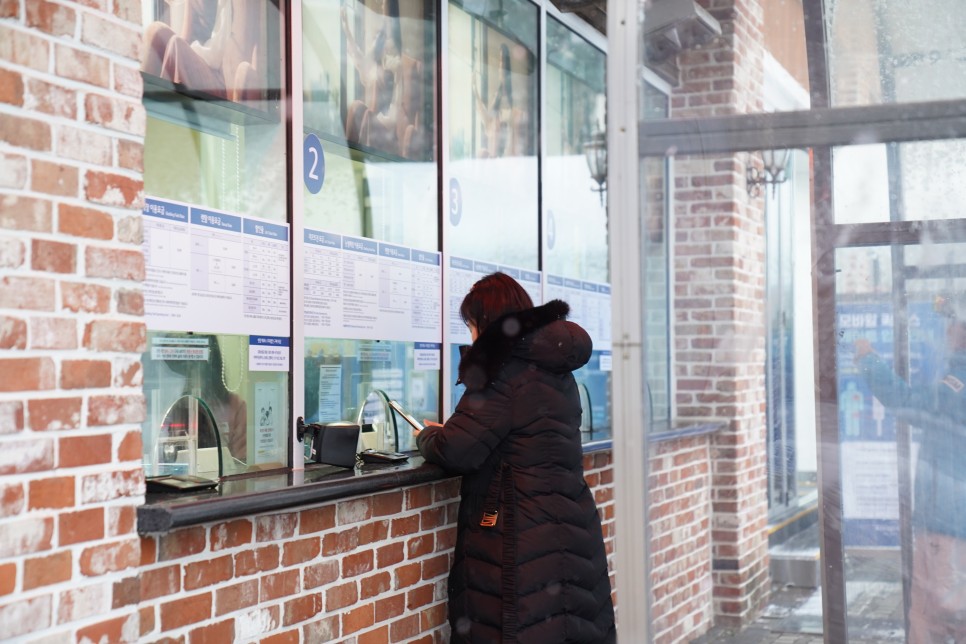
303;133;325;194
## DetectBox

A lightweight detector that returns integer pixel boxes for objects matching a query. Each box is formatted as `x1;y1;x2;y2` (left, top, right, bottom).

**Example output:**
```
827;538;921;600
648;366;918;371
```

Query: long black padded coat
417;300;616;643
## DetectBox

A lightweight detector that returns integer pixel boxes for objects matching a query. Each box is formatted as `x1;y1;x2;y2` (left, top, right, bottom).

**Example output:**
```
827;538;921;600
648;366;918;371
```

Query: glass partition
446;0;539;268
140;0;289;477
301;0;441;450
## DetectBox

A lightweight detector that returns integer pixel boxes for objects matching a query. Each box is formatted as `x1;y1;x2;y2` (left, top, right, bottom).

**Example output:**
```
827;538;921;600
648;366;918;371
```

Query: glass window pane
833;139;966;223
827;0;966;106
140;0;289;476
446;0;539;268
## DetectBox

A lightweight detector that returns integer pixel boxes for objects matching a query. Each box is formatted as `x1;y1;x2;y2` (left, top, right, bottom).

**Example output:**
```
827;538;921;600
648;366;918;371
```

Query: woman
416;273;615;643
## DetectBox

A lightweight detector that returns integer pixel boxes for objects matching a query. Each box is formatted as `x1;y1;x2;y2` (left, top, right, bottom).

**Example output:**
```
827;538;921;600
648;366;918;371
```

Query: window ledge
647;420;727;443
138;442;615;534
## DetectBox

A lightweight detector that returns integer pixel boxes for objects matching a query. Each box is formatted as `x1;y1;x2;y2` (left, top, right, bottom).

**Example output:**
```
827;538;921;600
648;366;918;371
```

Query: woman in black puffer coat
416;272;616;643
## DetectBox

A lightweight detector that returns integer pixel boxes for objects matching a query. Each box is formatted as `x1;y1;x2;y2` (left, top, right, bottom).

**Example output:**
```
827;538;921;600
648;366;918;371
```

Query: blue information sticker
303;133;325;194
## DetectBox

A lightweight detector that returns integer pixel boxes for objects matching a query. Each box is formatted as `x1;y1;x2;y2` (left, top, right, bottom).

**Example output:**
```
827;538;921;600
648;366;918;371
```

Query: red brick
158;526;206;560
189;619;234;644
138;605;154;637
0;113;51;150
59;433;111;468
55;43;109;87
23;550;71;589
117;214;141;244
304;560;339;590
420;506;446;530
160;593;212;630
0;516;53;558
113;63;142;99
30;161;76;203
325;582;357;611
80;539;141;576
359;519;389;543
210;519;253;551
108;506;136;537
282;537;320;566
84;92;143;133
87;394;146;425
0;401;24;434
59;204;113;239
282;593;322;626
407;534;434;559
321;527;359;555
0;67;23;106
256;512;298;542
233;544;279;576
406;584;434;611
118;138;143;171
373;491;403;516
0;357;54;392
360;571;391;600
117;289;143;315
342;550;374;578
260;570;300;601
215;579;258;616
117;431;142;462
28;476;74;509
62;281;110;313
60;507;104;546
0;237;24;268
26;0;75;35
0;438;53;475
60;359;110;389
377;542;405;568
184;555;233;591
114;358;142;387
420;603;447;630
0;483;24;517
0;275;55;311
343;603;375;635
299;506;336;534
421;554;448;580
78;467;143;505
302;615;340;642
85;246;144;279
84;320;146;352
112;575;140;609
395;563;420;590
0;195;52;232
375;594;405;622
139;536;156;565
390;515;420;538
84;169;141;206
405;487;432;510
261;631;299;644
28;397;82;431
0;562;15;596
0;25;49;71
0;316;26;349
142;564;181;600
337;498;372;524
26;77;77;120
390;614;420;642
358;625;390;644
60;124;114;165
29;316;77;349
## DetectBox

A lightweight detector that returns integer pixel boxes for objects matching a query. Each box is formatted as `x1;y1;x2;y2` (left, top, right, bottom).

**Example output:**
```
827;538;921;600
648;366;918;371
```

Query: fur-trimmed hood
458;299;592;391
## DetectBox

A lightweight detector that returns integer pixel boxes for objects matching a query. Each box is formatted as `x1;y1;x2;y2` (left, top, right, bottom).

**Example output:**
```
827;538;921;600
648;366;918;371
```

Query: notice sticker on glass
249;335;290;371
599;351;612;372
151;336;210;361
414;342;441;371
255;382;280;463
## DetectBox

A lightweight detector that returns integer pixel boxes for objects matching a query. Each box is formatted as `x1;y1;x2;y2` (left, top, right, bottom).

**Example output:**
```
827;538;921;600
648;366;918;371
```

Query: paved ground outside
691;550;905;644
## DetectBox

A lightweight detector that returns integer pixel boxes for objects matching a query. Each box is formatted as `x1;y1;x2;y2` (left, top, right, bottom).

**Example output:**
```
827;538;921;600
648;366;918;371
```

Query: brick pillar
671;0;771;627
0;0;147;639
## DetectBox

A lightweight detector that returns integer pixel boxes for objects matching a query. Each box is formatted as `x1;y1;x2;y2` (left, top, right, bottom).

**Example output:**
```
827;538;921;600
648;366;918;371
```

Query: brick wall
135;453;615;643
668;0;771;628
648;436;714;643
0;0;148;640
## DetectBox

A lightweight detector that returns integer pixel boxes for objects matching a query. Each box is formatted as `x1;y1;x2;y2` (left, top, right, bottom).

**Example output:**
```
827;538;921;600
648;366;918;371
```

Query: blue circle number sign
304;133;325;194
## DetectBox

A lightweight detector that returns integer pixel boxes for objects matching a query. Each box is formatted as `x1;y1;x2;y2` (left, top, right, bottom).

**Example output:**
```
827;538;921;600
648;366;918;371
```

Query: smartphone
387;399;424;431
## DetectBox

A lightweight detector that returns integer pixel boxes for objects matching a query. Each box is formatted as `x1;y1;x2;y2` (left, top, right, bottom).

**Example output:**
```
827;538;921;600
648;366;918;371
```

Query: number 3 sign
303;133;325;194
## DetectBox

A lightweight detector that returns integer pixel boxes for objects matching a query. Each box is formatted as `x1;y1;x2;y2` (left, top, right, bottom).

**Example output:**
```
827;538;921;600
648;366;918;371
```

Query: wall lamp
583;130;607;206
746;148;791;197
